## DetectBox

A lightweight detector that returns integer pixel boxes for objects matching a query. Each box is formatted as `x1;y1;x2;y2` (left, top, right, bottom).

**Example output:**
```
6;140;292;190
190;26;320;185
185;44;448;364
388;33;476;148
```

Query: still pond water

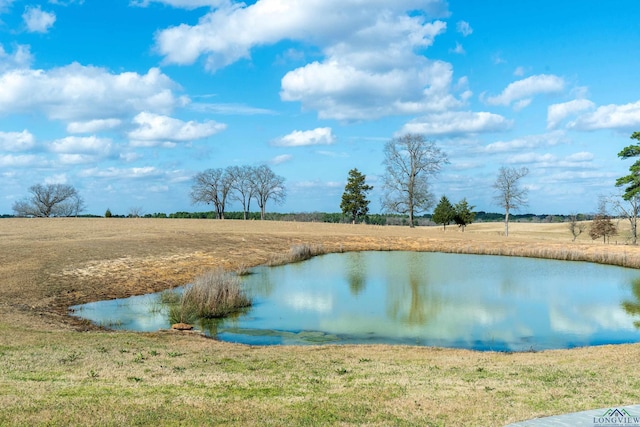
70;252;640;351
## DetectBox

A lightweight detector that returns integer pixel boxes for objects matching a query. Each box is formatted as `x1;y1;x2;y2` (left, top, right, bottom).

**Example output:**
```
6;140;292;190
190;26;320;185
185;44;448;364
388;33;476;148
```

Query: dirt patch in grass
2;217;640;425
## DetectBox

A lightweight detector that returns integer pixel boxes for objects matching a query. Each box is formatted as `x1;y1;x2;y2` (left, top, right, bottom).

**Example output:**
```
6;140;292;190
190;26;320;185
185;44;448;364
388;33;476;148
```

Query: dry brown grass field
2;217;640;426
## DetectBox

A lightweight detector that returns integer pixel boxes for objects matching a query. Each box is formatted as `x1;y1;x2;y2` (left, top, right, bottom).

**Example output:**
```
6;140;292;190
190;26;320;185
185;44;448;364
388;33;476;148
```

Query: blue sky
1;0;640;216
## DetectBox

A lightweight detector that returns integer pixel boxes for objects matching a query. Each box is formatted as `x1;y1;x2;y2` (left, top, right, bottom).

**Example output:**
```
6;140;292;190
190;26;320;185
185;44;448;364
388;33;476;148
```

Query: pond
70;251;640;351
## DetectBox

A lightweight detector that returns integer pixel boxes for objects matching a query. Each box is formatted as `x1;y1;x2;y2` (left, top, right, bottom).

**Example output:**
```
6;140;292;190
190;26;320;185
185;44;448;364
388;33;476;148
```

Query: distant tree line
78;210;594;225
7;206;596;225
164;211;391;224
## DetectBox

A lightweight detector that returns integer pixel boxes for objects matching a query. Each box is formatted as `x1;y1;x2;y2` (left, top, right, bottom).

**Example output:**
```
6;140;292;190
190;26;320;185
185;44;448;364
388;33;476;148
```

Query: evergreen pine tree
615;132;640;244
340;168;373;224
432;196;455;230
453;198;475;232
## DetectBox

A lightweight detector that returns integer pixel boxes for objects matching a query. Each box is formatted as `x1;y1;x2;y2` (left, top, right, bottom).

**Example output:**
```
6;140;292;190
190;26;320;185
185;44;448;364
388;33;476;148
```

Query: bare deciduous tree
190;168;234;219
54;194;86;217
493;166;529;237
568;213;587;241
250;164;286;220
611;194;639;245
128;206;144;218
226;165;255;220
12;184;83;217
381;134;448;228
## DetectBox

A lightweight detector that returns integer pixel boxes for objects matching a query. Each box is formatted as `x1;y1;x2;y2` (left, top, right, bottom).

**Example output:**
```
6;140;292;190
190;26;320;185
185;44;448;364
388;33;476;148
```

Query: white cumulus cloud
483;131;567;153
131;0;227;8
0;64;187;122
67;119;123;134
49;136;112;154
271;154;292;165
504;151;595;170
58;154;105;165
450;42;465;55
48;0;85;5
273;127;335;147
128;112;226;146
155;0;449;69
281;58;460;121
547;99;595;129
155;0;456;121
565;151;594;162
506;152;556;164
0;44;32;71
484;74;565;108
23;6;56;33
568;101;640;131
49;136;114;165
0;154;39;167
44;174;68;184
79;166;161;179
400;111;511;136
456;20;472;36
0;130;35;151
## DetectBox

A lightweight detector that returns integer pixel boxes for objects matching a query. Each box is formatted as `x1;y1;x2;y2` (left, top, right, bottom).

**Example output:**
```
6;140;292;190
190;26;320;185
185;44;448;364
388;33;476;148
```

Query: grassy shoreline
2;218;640;426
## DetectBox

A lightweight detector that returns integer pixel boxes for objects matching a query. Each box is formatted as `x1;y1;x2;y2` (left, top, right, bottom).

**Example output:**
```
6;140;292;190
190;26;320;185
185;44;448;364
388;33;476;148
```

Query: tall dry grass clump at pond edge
169;269;251;324
267;243;325;266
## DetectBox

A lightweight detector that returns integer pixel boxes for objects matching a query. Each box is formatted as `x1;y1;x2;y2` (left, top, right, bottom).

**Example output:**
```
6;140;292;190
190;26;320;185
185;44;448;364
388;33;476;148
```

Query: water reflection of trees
346;252;366;295
622;278;640;328
386;252;442;326
195;309;248;338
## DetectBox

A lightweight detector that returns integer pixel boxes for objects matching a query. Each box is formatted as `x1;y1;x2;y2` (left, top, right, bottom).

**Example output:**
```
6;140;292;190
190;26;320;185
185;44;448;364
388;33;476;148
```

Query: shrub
182;269;251;319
